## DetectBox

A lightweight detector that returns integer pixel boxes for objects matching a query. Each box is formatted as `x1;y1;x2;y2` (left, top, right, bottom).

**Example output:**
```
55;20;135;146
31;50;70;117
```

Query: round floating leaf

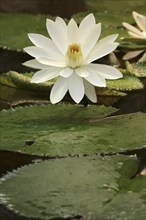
126;62;146;78
86;0;145;17
0;13;54;51
119;38;146;50
1;0;145;51
0;71;52;91
0;156;145;219
0;104;145;156
106;73;144;91
73;0;145;40
0;71;127;107
74;11;129;39
0;70;144;108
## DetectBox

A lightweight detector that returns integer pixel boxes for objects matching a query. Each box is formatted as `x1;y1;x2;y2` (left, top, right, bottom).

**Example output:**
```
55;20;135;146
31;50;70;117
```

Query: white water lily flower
23;14;122;104
122;11;146;39
123;50;146;63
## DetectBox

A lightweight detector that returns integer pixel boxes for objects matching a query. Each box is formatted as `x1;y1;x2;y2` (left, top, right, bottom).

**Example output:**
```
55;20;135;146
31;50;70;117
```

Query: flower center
66;44;83;68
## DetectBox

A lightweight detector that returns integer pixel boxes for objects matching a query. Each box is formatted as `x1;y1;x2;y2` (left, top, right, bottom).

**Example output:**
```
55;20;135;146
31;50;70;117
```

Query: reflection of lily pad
0;104;144;156
0;155;145;219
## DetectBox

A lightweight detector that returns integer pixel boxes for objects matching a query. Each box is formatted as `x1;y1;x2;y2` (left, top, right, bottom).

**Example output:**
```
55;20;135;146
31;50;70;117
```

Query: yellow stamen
66;44;83;68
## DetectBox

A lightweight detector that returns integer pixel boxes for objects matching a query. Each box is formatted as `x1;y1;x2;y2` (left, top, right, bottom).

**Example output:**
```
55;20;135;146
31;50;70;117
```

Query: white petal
96;34;119;45
133;11;146;32
55;17;68;43
79;13;96;44
75;67;89;77
31;67;61;83
24;46;50;58
55;17;67;30
122;22;143;37
128;31;144;39
24;46;66;66
123;50;144;60
67;18;79;44
82;23;101;57
28;33;64;59
50;77;68;104
23;59;48;69
46;19;68;55
83;66;106;87
37;57;66;67
89;64;123;79
68;73;84;103
138;52;146;62
84;79;97;103
86;42;119;64
60;68;73;78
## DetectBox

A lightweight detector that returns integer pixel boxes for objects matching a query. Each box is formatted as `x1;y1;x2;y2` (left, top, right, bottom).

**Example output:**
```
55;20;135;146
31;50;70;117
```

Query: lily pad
106;73;144;91
126;62;146;78
1;0;145;51
86;0;145;16
119;38;146;50
0;12;53;51
74;1;145;46
0;155;145;219
0;71;52;91
74;11;129;39
0;104;145;156
0;71;144;107
0;71;127;107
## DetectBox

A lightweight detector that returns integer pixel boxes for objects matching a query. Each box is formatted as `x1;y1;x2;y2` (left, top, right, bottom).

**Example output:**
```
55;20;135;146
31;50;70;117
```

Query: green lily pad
0;155;145;219
1;0;145;51
74;1;145;45
0;104;144;156
126;62;146;78
0;71;52;91
74;11;129;39
119;38;146;50
0;71;143;92
0;12;54;51
0;71;127;107
86;0;145;16
0;70;144;108
107;73;144;91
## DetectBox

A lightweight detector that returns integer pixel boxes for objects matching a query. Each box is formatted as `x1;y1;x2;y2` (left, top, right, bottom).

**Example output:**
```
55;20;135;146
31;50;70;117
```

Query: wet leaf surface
0;104;145;156
0;69;145;109
0;0;145;51
0;13;52;51
126;62;146;78
0;155;145;220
